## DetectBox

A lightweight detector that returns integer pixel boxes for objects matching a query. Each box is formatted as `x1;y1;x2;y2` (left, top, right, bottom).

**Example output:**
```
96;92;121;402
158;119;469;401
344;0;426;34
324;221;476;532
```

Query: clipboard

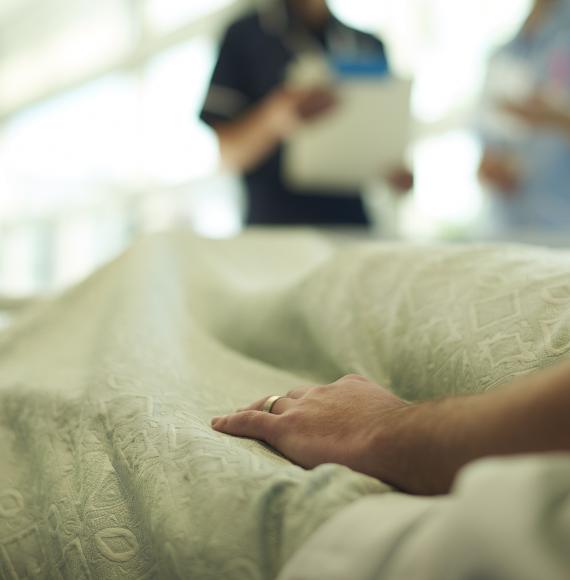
283;78;412;193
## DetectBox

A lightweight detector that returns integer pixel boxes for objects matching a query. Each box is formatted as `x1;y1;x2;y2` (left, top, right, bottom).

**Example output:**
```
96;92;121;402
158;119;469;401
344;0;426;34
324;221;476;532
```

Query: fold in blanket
0;230;569;579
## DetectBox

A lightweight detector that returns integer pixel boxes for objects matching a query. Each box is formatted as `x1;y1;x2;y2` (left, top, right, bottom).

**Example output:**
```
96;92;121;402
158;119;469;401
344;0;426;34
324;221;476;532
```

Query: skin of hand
215;85;336;172
384;167;414;194
477;148;521;197
502;97;570;138
211;375;422;492
212;363;570;496
263;86;338;139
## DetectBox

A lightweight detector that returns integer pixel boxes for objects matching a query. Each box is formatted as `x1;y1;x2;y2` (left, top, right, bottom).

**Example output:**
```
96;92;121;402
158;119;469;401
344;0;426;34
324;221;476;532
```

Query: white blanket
0;230;569;579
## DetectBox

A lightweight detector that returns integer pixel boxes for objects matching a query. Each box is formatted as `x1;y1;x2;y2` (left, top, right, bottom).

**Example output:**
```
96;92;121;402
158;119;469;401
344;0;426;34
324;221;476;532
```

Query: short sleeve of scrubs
200;25;252;126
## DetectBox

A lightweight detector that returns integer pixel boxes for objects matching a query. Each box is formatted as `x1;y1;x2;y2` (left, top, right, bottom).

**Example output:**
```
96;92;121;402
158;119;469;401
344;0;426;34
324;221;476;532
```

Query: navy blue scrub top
200;9;389;226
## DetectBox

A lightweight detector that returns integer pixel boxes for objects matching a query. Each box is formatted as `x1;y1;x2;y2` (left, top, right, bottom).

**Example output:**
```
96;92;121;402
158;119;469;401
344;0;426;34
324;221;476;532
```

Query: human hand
263;86;337;139
211;375;418;490
296;87;338;121
213;365;570;496
477;149;521;197
502;96;566;129
384;166;414;195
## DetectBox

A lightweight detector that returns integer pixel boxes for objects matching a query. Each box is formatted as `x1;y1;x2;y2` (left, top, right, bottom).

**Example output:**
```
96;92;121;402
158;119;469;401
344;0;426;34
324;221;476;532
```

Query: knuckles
287;374;369;400
309;385;329;396
339;374;368;383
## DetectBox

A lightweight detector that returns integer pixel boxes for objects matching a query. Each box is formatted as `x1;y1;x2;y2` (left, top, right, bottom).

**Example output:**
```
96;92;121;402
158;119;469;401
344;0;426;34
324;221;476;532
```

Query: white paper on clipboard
283;78;412;193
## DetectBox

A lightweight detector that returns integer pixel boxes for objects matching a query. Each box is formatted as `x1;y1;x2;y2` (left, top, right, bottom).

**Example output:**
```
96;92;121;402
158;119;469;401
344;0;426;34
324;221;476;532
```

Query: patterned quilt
0;230;569;580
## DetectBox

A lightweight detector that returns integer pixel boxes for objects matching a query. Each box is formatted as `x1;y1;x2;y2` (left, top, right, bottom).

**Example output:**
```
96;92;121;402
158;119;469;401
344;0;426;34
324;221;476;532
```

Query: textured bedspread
0;230;569;580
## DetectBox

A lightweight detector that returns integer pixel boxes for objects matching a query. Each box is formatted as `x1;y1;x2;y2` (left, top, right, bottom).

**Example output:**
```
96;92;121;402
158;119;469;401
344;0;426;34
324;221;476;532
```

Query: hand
478;149;521;197
215;85;336;172
263;86;337;139
213;365;570;496
211;375;415;489
502;96;567;129
384;166;414;195
296;87;338;121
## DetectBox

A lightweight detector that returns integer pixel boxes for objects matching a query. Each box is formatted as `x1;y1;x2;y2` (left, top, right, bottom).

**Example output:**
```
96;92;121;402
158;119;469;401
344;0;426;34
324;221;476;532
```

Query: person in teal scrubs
478;0;570;237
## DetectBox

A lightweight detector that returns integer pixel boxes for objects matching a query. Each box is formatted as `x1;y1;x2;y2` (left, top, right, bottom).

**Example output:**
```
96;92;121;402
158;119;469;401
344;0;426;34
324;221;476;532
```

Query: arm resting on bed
212;363;570;496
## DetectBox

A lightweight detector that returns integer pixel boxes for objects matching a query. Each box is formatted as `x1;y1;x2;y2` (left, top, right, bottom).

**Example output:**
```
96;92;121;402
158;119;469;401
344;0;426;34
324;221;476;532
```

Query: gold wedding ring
262;395;284;414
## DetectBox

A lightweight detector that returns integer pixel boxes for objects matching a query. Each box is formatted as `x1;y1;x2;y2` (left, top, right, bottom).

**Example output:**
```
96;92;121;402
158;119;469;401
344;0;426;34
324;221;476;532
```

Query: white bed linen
0;229;569;579
280;455;570;580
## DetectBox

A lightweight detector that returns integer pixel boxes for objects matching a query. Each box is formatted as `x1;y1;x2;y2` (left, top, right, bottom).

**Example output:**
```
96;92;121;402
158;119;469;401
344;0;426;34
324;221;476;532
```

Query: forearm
546;107;570;141
559;112;570;140
214;100;286;173
212;360;570;497
374;363;570;495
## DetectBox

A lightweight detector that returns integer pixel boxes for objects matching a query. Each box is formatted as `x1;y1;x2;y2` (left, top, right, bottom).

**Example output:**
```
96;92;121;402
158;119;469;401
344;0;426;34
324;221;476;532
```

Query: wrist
365;402;447;495
366;397;485;496
563;112;570;138
261;90;298;140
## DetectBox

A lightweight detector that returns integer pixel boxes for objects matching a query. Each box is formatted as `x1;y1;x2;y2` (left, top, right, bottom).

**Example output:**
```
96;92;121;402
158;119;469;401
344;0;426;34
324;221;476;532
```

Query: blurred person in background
200;0;412;227
478;0;570;238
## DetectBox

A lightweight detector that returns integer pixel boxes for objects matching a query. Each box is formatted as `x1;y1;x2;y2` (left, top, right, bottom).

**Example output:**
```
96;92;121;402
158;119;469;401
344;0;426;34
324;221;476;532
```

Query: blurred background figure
0;0;545;298
200;0;411;227
478;0;570;242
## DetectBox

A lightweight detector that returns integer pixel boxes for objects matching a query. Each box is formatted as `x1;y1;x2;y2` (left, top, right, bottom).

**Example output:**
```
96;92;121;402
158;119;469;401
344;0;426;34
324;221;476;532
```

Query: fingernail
211;417;221;426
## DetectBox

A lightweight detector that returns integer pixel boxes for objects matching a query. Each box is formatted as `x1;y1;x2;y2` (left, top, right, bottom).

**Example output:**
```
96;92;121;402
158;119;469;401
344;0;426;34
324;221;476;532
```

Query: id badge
330;54;390;79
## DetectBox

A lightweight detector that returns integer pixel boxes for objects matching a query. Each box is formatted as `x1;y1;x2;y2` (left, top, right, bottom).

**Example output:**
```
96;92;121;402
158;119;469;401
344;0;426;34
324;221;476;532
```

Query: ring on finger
262;395;286;414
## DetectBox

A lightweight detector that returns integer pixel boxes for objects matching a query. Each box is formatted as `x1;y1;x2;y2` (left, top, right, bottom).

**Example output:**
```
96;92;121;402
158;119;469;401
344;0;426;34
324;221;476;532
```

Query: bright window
0;0;244;295
141;38;220;184
0;75;141;218
330;0;532;234
0;0;133;112
145;0;238;33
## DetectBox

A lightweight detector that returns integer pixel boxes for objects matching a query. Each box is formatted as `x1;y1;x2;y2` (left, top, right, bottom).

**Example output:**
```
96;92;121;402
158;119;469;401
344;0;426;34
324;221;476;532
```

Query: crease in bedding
0;230;569;579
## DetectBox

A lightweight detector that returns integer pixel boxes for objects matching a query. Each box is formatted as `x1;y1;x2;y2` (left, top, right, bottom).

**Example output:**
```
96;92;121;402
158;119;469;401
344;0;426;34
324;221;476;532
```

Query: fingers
286;386;312;399
285;377;356;399
237;395;296;414
298;89;337;120
236;396;273;413
270;397;295;415
211;411;280;446
237;382;330;412
235;375;367;415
